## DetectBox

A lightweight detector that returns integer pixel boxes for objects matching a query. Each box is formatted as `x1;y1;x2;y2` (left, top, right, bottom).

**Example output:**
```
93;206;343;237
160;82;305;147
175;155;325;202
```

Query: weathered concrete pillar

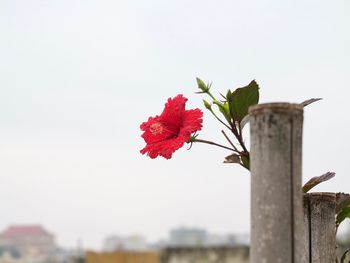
249;103;304;263
303;192;336;263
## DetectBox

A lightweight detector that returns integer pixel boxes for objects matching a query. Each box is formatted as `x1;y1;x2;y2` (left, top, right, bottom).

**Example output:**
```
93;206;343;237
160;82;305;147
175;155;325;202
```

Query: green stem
193;138;236;152
221;130;239;153
203;87;249;154
207;91;216;101
208;108;232;130
236;121;248;153
237;135;248;154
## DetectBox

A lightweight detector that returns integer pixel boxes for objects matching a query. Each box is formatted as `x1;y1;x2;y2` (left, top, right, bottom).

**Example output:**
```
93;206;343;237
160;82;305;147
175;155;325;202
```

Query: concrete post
303;192;336;263
249;103;304;263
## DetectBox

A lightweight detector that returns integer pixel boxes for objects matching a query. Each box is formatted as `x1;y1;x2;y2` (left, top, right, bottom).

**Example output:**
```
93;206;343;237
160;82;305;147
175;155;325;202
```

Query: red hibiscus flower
140;94;203;159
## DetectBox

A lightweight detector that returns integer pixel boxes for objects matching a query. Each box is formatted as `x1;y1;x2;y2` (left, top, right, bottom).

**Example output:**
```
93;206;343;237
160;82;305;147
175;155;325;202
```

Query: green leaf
302;172;335;193
226;89;235;121
336;193;350;213
226;89;233;101
340;248;350;263
241;155;250;171
213;100;230;122
223;154;241;164
230;80;259;121
300;98;322;107
336;207;350;226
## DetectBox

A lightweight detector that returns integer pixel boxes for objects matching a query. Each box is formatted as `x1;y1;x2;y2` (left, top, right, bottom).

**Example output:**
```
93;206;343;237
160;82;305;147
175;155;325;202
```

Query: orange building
86;251;159;263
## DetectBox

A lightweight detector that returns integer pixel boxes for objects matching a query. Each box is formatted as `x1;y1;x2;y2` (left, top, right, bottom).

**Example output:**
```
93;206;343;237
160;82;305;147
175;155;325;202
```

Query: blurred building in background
163;226;249;248
102;235;148;252
93;229;251;263
0;224;249;263
168;227;207;247
0;225;57;263
205;234;237;247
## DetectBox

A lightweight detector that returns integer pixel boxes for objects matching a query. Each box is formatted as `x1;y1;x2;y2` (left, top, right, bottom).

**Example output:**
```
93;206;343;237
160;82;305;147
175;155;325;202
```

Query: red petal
160;95;187;133
140;134;188;159
139;95;203;159
181;108;203;135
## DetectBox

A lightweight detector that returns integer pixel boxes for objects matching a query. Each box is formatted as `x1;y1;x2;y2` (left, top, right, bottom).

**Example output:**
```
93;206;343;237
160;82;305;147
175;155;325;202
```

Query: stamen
150;123;163;135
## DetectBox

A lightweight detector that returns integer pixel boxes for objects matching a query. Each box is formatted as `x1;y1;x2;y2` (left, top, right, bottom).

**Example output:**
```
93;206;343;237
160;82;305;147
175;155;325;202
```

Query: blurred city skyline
0;223;249;251
1;0;350;250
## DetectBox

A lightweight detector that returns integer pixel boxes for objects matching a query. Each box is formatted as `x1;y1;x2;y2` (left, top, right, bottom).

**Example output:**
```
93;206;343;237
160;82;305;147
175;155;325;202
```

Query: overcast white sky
1;0;350;250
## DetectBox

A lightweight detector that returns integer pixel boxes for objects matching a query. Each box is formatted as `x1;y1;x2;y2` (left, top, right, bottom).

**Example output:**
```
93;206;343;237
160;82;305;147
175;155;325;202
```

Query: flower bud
203;99;212;110
196;77;209;93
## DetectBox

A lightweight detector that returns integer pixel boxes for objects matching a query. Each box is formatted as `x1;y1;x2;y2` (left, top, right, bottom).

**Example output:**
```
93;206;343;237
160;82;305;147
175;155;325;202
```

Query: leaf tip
300;98;323;107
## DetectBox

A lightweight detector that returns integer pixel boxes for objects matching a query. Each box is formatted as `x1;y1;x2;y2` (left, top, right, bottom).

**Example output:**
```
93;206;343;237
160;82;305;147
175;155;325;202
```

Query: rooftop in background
0;225;53;237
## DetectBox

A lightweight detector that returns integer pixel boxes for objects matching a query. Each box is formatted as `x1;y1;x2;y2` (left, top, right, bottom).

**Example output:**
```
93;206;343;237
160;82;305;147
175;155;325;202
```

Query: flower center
150;123;164;135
